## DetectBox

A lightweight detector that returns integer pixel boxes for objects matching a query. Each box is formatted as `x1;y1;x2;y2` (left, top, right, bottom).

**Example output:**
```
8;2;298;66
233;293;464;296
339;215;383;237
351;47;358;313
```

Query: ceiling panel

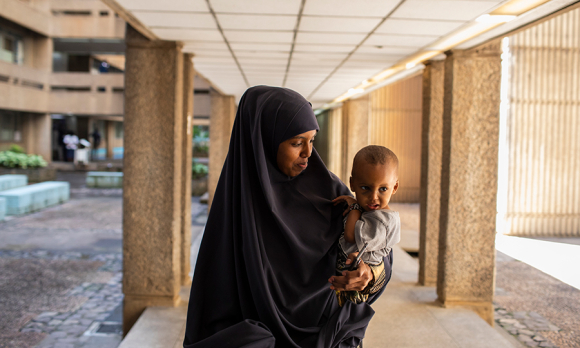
235;51;290;59
118;0;208;12
210;0;301;15
224;30;294;43
299;16;383;33
237;57;287;66
216;14;297;31
152;28;223;41
288;66;335;75
133;12;216;29
292;51;347;61
293;44;355;53
302;0;400;17
183;41;229;50
296;32;366;45
365;33;438;47
357;45;418;55
229;42;292;51
194;56;237;64
191;50;233;57
376;18;466;36
349;51;404;63
391;0;502;21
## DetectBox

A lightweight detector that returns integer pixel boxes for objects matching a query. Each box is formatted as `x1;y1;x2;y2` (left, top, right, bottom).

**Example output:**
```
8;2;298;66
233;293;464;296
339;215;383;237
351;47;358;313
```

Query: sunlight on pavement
495;234;580;291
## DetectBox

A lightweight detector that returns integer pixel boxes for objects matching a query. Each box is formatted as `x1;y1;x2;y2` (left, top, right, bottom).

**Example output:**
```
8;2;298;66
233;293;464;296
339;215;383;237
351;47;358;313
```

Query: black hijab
184;86;385;348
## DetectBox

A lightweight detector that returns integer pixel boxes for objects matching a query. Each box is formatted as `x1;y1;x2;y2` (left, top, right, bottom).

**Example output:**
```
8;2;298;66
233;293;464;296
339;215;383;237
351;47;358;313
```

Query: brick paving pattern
495;251;580;348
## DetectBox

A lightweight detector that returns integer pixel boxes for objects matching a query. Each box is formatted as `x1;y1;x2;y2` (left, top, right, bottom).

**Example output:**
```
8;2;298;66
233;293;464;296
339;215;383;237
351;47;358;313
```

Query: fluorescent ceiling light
328;0;554;105
491;0;551;15
427;21;501;51
476;14;516;23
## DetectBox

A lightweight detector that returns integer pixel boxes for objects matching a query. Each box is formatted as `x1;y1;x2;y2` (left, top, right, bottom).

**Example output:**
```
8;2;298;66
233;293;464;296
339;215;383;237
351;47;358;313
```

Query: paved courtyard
0;173;579;348
0;172;205;348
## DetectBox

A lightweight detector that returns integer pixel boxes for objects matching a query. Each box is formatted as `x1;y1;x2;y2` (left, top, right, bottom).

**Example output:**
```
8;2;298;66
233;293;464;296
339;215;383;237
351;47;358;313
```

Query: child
332;145;401;306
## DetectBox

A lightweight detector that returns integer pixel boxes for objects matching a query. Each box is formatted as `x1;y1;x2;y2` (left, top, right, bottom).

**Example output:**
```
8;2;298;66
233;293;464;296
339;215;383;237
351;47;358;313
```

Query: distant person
332;145;401;306
91;128;101;149
63;131;79;162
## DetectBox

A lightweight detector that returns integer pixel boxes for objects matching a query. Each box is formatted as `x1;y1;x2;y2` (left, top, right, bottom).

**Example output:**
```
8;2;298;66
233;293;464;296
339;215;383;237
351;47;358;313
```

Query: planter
192;175;208;196
0;167;57;183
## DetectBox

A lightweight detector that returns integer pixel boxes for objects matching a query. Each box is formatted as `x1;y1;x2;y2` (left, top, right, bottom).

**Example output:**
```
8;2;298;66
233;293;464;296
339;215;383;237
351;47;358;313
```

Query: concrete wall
0;0;51;36
500;7;580;236
50;0;125;39
369;73;423;203
322;74;423;199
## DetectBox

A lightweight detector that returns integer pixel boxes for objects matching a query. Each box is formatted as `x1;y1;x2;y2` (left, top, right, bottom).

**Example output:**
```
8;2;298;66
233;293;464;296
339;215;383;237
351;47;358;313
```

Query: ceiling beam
101;0;158;41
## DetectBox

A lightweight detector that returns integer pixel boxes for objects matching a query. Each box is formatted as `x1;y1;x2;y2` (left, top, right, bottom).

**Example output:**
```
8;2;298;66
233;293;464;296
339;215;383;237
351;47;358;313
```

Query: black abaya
184;86;392;348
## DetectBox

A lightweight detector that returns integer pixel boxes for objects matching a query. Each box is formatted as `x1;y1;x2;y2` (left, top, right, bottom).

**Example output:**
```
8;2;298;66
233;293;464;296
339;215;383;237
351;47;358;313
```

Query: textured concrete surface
181;53;194;286
342;95;370;182
419;60;445;286
391;203;419;253
208;92;236;208
117;307;187;348
123;25;186;332
437;41;503;324
365;247;515;348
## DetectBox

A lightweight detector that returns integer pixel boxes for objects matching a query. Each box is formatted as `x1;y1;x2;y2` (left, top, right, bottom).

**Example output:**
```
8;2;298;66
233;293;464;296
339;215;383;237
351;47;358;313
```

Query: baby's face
350;161;399;212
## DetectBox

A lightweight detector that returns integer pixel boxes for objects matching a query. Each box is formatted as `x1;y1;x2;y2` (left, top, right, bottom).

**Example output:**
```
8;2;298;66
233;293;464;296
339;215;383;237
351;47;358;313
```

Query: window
0;31;23;65
115;122;123;139
0;111;22;142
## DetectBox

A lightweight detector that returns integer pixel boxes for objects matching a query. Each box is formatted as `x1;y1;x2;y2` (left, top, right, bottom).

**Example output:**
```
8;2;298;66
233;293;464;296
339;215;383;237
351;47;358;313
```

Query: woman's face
276;130;317;177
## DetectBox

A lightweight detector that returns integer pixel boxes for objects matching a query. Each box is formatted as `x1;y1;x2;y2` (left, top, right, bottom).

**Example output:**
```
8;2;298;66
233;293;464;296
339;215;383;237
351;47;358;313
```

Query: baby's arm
343;209;361;244
332;195;362;244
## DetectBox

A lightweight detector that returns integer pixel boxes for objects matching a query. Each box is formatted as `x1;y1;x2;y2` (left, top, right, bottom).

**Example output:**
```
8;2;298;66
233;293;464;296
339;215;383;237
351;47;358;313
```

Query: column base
437;299;494;326
123;294;181;335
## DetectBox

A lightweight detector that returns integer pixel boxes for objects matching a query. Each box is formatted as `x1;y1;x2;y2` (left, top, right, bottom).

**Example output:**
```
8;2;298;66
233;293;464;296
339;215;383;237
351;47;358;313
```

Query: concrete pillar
122;25;184;334
208;92;236;209
106;121;115;159
180;53;194;286
341;96;370;183
418;61;445;286
437;41;502;325
33;113;52;163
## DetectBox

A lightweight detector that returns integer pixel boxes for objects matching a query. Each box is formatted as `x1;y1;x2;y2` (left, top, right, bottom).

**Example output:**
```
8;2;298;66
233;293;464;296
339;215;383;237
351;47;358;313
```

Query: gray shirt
338;209;401;265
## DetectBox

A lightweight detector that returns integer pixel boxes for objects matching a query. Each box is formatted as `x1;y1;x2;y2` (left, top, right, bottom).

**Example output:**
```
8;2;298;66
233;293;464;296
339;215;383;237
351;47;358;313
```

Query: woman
184;86;392;348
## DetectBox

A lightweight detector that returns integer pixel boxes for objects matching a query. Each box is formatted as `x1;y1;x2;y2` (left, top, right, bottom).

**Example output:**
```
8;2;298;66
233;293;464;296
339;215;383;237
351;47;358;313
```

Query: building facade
0;0;212;163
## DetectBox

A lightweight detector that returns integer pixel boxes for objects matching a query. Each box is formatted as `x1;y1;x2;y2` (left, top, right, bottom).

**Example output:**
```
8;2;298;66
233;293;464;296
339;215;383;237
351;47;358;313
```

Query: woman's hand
328;252;373;292
332;195;358;216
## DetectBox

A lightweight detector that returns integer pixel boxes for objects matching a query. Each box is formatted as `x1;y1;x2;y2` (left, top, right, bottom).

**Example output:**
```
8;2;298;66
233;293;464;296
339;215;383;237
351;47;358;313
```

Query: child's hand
332;195;358;216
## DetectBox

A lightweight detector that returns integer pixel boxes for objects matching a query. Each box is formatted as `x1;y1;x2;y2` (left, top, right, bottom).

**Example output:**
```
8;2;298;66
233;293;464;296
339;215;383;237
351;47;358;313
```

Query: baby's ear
349;176;354;191
392;180;399;195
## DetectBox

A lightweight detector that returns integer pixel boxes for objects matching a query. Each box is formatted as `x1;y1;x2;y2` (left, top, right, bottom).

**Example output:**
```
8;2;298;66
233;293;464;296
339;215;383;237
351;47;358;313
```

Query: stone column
208;92;236;209
341;96;370;183
122;25;184;334
418;61;445;286
181;53;194;286
437;41;502;325
33;113;52;163
106;121;115;159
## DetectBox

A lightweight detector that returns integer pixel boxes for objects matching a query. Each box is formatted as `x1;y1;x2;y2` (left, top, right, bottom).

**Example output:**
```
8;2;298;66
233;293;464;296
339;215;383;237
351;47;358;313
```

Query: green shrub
0;150;47;169
8;144;25;154
192;162;208;179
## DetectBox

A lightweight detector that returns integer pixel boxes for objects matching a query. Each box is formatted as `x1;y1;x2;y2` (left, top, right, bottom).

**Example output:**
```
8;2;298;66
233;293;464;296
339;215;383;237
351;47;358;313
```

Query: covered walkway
118;246;516;348
103;0;580;346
